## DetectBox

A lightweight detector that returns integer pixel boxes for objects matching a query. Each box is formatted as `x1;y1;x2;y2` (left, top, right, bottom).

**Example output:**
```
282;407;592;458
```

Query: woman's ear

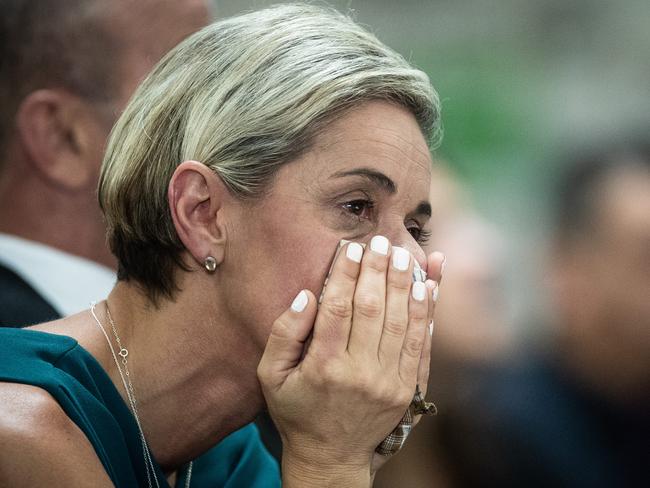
168;160;229;269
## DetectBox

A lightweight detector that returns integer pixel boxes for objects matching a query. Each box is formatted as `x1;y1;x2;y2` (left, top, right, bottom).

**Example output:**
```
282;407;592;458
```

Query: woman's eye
408;226;432;245
342;199;374;220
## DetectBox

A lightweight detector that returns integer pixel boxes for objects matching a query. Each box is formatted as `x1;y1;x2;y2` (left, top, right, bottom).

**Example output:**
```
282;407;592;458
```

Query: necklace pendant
119;348;129;358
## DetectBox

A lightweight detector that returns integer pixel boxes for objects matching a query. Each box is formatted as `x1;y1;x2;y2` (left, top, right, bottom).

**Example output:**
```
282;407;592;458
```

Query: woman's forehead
300;101;432;189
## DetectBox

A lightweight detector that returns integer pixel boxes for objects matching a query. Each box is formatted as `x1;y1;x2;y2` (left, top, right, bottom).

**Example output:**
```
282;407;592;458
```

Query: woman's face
221;101;433;349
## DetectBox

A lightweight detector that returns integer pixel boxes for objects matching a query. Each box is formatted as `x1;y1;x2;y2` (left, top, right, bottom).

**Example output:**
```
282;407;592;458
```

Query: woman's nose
387;231;428;276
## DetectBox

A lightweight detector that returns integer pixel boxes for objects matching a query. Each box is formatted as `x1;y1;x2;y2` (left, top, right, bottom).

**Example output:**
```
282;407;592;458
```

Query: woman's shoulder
0;382;113;487
0;327;78;360
0;327;81;382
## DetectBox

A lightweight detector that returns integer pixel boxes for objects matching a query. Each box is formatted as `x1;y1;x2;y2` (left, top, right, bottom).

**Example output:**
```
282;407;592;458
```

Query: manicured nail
412;281;426;301
392;246;410;271
370;235;389;255
346;242;363;263
428;320;434;336
432;281;439;302
291;290;308;312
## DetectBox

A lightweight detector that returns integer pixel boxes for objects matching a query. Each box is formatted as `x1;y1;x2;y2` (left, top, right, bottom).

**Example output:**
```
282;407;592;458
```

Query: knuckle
410;304;428;322
355;372;375;396
316;360;342;387
388;276;411;292
322;296;353;321
383;315;407;338
354;293;383;319
403;336;424;359
340;264;360;283
270;316;294;340
365;256;387;273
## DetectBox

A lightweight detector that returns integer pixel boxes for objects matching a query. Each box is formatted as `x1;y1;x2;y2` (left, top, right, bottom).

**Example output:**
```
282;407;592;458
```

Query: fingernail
346;242;363;263
432;281;439;302
428;320;434;336
291;290;308;312
392;246;410;271
370;235;389;255
412;281;426;301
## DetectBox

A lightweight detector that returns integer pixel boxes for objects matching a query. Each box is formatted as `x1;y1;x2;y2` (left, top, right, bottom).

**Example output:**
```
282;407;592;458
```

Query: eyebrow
330;167;397;194
330;167;432;217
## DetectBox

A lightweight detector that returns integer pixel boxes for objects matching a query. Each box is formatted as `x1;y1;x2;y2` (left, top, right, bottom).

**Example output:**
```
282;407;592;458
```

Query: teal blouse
0;328;280;487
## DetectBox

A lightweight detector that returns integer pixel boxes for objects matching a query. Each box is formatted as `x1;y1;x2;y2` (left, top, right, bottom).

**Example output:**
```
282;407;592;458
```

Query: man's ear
169;160;229;269
16;89;108;190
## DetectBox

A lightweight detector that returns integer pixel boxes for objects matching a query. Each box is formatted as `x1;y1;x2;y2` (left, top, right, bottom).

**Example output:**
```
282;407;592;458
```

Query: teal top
0;328;280;487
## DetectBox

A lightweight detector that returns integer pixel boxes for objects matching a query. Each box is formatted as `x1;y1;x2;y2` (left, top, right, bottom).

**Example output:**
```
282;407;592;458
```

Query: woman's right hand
257;236;440;487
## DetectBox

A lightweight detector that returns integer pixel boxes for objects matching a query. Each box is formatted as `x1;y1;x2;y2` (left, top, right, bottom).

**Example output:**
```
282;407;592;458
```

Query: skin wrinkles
227;101;433;356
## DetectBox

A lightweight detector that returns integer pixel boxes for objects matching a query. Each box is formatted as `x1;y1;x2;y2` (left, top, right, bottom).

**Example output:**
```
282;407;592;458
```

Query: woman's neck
88;280;265;469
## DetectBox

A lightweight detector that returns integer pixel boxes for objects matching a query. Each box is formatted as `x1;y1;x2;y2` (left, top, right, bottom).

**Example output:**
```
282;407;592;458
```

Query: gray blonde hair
99;3;441;302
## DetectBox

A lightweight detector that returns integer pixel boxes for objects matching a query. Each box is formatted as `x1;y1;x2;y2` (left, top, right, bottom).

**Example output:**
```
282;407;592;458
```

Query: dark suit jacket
0;263;60;327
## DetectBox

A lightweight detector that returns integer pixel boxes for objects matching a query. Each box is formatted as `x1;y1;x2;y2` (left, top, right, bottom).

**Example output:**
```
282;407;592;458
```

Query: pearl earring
204;256;217;272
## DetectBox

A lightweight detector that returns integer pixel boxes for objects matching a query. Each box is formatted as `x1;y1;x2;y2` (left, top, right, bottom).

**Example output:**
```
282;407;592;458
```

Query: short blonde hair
99;3;441;302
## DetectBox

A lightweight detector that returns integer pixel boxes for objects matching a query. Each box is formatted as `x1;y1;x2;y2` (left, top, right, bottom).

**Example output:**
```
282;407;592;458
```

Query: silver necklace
91;302;193;488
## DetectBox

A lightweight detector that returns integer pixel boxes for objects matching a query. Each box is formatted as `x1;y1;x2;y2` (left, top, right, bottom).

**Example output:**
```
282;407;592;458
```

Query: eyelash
341;198;432;245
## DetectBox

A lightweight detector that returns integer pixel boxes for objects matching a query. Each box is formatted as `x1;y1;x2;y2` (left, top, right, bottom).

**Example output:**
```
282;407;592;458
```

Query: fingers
258;289;318;392
416;280;437;397
377;246;414;367
397;277;430;386
311;241;363;357
347;236;391;358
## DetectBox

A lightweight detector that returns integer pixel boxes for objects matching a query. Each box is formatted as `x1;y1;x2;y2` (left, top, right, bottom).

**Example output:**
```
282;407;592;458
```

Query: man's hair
99;3;441;304
0;0;118;158
554;137;650;242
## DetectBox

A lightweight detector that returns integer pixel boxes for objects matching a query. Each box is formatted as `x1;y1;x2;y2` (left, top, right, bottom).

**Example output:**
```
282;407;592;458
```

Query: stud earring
204;256;217;272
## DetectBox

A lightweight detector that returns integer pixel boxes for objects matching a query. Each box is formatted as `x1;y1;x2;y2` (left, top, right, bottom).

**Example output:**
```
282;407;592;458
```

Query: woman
0;4;444;487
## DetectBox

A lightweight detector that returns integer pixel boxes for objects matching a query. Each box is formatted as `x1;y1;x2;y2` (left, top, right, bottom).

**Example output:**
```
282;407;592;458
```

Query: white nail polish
392;246;410;271
346;242;363;263
412;281;426;301
428;320;434;336
291;290;308;312
432;281;439;302
441;256;447;276
370;235;389;255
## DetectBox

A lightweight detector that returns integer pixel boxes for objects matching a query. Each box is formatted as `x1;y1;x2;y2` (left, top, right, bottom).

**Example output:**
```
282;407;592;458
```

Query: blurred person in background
442;139;650;487
0;0;210;326
376;162;514;488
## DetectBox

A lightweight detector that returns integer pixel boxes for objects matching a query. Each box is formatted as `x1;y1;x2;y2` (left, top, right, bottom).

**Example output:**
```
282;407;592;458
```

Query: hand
257;236;443;486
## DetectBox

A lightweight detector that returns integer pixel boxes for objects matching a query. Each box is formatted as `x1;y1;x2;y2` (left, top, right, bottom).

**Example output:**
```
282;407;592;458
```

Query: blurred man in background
444;140;650;487
0;0;210;326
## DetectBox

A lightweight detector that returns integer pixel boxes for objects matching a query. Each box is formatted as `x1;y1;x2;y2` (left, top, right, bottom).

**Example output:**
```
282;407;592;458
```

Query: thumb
257;289;317;392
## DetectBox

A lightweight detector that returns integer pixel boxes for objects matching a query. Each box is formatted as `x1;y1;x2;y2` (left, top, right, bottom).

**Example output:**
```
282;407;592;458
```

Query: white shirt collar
0;233;115;316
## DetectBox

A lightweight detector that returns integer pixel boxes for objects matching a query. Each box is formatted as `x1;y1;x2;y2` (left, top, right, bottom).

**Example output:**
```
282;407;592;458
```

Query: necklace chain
91;302;193;488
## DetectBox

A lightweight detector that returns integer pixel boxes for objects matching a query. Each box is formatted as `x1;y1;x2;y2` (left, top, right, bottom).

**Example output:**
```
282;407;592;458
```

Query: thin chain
91;302;157;488
91;302;194;487
104;306;161;488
